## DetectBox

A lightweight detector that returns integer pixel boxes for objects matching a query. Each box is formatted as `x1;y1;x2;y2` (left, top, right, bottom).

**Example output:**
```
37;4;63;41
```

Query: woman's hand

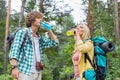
11;68;20;79
74;28;79;35
74;28;81;40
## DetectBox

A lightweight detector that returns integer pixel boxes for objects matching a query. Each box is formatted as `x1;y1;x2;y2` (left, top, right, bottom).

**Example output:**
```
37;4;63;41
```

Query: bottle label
40;22;52;30
66;30;74;36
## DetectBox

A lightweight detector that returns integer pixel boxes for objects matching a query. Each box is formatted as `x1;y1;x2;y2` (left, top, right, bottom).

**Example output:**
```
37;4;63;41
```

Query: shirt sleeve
75;40;94;54
40;36;59;48
9;29;26;60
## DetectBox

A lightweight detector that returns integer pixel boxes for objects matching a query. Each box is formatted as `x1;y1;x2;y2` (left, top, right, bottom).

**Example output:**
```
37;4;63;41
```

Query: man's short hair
25;11;43;27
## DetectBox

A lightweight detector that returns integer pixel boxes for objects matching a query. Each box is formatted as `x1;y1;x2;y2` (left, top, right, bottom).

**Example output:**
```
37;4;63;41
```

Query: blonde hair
78;24;91;40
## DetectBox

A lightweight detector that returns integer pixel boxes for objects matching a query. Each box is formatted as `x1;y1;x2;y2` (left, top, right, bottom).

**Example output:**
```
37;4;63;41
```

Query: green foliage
0;0;6;51
0;52;4;72
92;1;114;39
43;0;72;24
1;0;120;80
0;0;6;20
0;52;13;80
90;1;120;79
25;0;36;12
106;45;120;80
0;20;5;51
41;14;75;80
59;66;73;80
0;74;13;80
42;58;53;80
58;37;74;80
10;13;20;29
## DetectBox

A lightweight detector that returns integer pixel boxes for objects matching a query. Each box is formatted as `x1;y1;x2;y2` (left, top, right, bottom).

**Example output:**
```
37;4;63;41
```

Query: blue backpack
83;36;115;80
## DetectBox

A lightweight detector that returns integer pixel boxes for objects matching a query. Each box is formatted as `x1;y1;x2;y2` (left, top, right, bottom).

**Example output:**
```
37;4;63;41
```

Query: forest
0;0;120;80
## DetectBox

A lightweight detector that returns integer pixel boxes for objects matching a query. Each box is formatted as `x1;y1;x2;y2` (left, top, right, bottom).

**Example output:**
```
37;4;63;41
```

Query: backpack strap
20;29;28;62
84;53;96;69
83;39;96;69
21;30;28;48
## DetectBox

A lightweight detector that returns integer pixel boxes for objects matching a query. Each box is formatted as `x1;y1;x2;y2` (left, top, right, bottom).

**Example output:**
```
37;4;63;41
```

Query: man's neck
31;25;38;32
31;26;38;37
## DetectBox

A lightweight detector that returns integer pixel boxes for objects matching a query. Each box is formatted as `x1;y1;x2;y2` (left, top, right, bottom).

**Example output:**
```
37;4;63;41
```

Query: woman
72;24;94;80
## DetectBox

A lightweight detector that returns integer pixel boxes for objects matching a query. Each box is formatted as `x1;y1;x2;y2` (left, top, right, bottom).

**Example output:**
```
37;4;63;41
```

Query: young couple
9;11;94;80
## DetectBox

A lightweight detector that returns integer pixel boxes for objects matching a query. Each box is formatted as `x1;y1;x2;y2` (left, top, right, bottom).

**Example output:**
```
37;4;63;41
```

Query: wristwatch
11;65;18;69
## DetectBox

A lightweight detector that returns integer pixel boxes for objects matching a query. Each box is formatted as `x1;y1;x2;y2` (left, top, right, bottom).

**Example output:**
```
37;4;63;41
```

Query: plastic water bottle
40;22;52;30
66;30;75;36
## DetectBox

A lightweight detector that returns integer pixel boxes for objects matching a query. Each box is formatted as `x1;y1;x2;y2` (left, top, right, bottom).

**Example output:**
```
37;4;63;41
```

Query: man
9;11;59;80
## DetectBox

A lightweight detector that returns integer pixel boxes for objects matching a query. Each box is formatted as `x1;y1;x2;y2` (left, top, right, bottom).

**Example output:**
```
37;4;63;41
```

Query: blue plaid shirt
9;28;59;75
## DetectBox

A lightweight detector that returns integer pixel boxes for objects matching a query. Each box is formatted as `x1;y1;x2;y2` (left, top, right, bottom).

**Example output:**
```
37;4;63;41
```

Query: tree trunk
87;0;94;37
3;0;11;74
40;0;44;13
18;0;26;27
107;0;111;14
114;0;120;44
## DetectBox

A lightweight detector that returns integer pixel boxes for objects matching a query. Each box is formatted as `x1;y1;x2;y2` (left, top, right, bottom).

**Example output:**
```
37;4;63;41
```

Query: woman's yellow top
73;39;94;80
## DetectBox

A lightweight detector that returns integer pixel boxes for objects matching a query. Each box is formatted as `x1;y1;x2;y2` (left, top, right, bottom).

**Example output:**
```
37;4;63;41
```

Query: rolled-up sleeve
76;40;93;54
9;29;26;60
41;36;59;48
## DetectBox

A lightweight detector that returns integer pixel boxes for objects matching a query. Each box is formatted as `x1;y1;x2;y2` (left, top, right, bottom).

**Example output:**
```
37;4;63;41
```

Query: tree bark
87;0;94;37
114;0;120;44
40;0;44;13
18;0;26;27
107;0;111;14
3;0;11;74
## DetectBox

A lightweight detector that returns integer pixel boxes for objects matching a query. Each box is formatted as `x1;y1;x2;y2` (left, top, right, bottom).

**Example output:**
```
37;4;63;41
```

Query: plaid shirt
9;27;59;75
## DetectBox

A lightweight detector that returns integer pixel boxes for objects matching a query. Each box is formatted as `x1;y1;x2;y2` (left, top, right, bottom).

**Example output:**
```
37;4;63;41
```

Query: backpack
6;28;28;50
83;36;115;80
